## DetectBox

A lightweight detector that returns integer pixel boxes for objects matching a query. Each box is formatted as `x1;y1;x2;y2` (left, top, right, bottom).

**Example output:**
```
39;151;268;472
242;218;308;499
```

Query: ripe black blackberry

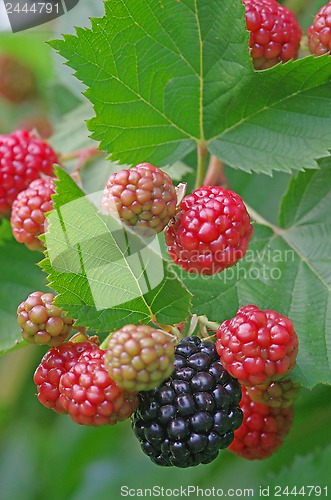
132;336;243;468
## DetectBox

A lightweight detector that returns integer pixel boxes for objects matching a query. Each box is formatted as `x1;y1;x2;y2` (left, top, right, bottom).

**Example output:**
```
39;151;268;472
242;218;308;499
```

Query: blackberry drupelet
132;336;243;467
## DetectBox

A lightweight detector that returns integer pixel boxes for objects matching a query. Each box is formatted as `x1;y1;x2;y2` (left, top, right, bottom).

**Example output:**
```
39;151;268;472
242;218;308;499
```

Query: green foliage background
0;0;330;498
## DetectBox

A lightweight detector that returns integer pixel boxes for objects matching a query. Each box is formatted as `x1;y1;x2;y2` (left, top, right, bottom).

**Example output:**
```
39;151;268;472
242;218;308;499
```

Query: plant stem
198;315;220;331
203;155;229;187
195;142;208;189
61;146;102;172
100;332;113;350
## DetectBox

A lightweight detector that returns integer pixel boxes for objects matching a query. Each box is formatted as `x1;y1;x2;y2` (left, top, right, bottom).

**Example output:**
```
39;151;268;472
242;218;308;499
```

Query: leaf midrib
248;206;331;293
208;68;331;143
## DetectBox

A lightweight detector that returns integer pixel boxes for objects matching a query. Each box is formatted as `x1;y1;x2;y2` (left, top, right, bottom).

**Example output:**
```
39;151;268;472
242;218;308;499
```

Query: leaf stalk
195;142;208;189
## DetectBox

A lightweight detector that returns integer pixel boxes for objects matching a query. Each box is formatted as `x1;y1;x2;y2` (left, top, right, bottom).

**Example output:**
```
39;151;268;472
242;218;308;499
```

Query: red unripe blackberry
132;336;243;467
243;0;302;69
308;1;331;56
0;54;36;104
0;130;58;217
229;386;294;459
216;305;299;386
101;163;177;234
59;349;139;426
165;186;253;275
17;291;74;347
10;178;55;251
247;378;299;408
105;324;175;392
34;341;99;413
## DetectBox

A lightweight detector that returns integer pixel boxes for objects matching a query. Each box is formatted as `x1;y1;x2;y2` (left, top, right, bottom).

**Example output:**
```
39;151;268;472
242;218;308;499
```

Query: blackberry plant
0;0;331;493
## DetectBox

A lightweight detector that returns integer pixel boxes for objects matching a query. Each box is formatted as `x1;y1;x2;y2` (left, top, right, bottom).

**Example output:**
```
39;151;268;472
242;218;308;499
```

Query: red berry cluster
228;386;294;459
27;306;175;428
58;348;139;426
215;305;299;459
0;130;58;219
34;341;138;426
243;0;302;69
101;164;253;276
10;178;55;251
308;0;331;55
165;186;253;275
216;305;298;386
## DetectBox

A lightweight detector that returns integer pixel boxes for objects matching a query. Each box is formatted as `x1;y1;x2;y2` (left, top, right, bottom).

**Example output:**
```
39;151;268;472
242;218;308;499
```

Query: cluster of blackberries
18;289;299;466
10;0;327;469
216;305;299;459
0;129;58;247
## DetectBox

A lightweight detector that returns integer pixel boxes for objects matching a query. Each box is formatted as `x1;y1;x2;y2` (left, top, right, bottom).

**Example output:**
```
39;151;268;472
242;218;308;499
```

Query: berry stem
203;156;229;188
198;315;220;332
100;332;113;350
60;146;102;171
195;142;208;189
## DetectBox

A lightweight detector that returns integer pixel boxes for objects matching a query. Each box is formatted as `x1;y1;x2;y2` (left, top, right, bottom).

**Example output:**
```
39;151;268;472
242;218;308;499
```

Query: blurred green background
0;1;330;499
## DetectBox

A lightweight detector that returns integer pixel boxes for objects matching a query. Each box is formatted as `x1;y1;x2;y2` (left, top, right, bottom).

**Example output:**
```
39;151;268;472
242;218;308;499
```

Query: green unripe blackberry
105;324;175;391
101;163;177;235
17;291;74;347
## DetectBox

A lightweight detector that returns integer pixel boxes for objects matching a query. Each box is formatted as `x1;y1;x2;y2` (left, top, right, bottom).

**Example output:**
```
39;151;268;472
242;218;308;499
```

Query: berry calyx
165;186;253;275
0;54;36;104
229;386;294;459
247;378;300;408
101;163;177;234
105;324;175;392
59;348;139;426
243;0;302;69
0;130;58;217
216;305;299;386
34;341;99;414
17;291;75;347
10;177;55;251
132;336;243;467
308;1;331;56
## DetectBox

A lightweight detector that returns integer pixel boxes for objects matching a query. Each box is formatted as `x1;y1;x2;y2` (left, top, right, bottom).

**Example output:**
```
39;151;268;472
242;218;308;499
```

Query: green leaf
0;220;48;355
41;167;191;331
51;0;331;174
177;159;331;388
263;444;331;490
